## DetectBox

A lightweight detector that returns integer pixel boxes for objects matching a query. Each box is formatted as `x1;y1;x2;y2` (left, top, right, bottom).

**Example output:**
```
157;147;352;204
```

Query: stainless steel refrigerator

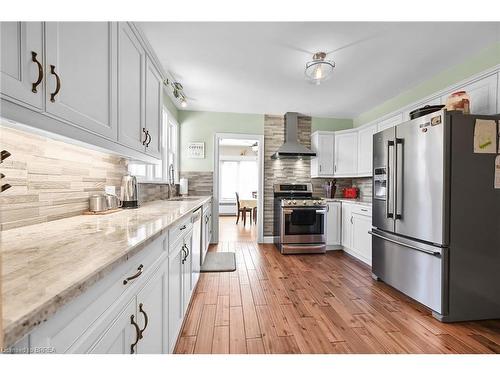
371;109;500;322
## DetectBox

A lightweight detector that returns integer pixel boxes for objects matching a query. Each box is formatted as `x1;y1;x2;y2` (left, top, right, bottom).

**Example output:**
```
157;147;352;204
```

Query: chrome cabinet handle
146;131;152;146
1;184;12;193
179;224;187;230
123;264;144;285
130;314;140;354
1;150;12;163
31;51;43;93
138;303;148;339
142;128;148;145
49;65;61;102
350;216;353;224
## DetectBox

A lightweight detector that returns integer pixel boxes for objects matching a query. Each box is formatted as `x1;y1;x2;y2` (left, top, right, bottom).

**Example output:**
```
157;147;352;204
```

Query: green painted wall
179;110;352;171
312;117;353;132
354;42;500;127
179;110;264;172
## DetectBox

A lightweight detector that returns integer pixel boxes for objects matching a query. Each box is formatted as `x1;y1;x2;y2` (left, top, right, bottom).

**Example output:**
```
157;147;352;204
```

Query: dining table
239;198;257;223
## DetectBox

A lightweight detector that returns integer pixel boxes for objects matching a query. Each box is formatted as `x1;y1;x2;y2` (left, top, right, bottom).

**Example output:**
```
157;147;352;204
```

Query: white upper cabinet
0;22;44;109
441;74;498;115
144;57;163;158
334;131;358;177
45;22;118;140
357;123;377;176
311;132;334;177
118;22;147;152
377;113;403;132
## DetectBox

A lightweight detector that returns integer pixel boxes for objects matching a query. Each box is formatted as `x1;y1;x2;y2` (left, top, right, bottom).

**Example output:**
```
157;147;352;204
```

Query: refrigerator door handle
395;138;404;220
386;140;395;218
369;231;441;257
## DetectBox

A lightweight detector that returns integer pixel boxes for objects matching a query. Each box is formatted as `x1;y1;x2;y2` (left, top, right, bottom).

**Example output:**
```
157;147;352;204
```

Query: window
127;107;178;183
219;159;258;201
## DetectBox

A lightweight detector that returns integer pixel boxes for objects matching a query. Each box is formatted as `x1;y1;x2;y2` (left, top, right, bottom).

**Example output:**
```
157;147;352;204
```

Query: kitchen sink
168;196;201;201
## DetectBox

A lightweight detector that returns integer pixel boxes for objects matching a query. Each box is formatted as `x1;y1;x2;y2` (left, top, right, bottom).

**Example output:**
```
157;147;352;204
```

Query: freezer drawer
371;230;447;314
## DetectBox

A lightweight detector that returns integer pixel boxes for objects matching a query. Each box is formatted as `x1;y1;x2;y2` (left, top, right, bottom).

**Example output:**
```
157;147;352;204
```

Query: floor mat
200;252;236;272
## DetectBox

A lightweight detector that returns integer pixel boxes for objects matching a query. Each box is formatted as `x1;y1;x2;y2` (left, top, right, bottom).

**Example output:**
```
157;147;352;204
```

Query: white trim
262;236;275;244
213;132;265;244
219;155;258;161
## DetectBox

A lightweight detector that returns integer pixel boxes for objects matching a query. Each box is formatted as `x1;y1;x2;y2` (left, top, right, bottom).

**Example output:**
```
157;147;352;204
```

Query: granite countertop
325;198;373;207
1;196;211;348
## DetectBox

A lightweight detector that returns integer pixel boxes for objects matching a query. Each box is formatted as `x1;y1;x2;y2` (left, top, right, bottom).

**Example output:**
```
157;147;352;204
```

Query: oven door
281;207;326;244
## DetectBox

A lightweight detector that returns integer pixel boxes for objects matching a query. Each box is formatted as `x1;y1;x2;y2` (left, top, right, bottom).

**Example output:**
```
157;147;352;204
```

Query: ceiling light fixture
304;52;335;85
164;78;188;108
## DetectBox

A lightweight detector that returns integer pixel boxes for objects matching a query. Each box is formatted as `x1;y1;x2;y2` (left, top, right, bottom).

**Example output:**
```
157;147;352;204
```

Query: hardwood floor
218;215;257;242
175;221;500;354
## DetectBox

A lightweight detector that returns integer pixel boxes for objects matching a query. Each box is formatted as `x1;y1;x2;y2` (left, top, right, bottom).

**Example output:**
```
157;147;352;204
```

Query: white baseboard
262;236;275;244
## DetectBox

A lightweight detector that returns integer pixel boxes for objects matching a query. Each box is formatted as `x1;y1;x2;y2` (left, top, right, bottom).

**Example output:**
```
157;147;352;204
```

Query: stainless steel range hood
270;112;316;159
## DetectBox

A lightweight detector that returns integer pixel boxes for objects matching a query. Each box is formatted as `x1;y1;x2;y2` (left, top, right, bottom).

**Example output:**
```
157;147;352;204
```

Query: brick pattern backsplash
263;114;312;236
352;177;373;201
138;183;170;203
0;124;128;230
180;171;213;196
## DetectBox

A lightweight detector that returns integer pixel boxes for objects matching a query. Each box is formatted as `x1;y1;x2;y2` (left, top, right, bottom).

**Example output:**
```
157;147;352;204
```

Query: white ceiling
138;22;500;118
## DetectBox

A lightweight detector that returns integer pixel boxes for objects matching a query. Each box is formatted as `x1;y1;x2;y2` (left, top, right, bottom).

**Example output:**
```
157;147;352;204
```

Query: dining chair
235;192;249;225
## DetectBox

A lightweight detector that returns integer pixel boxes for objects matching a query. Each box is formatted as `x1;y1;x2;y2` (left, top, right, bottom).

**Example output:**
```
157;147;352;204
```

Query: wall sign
188;142;205;158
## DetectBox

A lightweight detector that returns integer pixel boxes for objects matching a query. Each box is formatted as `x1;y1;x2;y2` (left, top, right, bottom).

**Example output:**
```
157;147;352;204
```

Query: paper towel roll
179;178;188;195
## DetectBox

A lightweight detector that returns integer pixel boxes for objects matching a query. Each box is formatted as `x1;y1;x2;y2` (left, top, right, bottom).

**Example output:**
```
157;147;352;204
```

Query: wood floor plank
175;336;197;354
241;285;262;339
246;338;266;354
229;306;247;353
215;295;230;326
175;218;500;354
212;326;230;354
193;305;216;354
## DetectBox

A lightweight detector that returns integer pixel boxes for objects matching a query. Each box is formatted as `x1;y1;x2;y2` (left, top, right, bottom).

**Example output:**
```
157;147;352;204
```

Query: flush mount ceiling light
304;52;335;85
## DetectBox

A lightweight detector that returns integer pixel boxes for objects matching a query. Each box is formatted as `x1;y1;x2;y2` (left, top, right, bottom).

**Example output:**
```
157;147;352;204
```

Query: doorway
213;133;264;243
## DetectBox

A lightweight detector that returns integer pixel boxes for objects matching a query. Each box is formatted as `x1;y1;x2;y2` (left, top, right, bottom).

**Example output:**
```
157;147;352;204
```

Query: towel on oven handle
291;209;316;226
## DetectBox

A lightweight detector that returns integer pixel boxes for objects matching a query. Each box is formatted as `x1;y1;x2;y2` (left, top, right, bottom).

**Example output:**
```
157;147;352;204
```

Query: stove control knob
303;200;307;205
292;200;297;205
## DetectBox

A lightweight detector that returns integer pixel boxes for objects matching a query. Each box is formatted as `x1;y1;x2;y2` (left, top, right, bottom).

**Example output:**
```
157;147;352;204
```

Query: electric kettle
121;174;139;208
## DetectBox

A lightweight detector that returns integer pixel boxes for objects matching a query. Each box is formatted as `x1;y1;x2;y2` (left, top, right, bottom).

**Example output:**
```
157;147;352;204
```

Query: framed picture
188;142;205;158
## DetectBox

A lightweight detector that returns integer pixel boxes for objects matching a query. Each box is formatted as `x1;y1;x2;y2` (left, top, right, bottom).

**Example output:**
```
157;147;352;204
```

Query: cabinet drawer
168;216;192;249
29;234;166;353
351;204;372;217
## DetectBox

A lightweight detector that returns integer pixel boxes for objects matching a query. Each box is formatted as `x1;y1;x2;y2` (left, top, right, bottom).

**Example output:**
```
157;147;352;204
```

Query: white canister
179;178;188;195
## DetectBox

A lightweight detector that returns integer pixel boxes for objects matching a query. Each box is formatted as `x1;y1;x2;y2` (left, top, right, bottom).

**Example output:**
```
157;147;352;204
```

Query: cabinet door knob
49;65;61;102
31;51;43;93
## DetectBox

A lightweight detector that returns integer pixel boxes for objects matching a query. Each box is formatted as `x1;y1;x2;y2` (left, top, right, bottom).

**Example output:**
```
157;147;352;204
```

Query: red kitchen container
342;187;359;199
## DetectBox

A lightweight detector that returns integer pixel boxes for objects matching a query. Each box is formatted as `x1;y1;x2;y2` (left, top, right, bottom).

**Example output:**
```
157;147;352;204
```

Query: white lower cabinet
337;202;372;266
351;212;372;264
341;203;353;250
326;201;341;249
89;297;137;354
168;239;184;353
19;207;205;354
136;257;169;353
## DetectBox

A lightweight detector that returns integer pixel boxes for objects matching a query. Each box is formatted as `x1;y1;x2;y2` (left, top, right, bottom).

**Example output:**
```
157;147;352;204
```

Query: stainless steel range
273;183;327;254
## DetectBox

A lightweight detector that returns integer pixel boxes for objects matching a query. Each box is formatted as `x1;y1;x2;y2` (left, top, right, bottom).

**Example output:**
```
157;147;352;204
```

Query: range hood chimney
270;112;316;159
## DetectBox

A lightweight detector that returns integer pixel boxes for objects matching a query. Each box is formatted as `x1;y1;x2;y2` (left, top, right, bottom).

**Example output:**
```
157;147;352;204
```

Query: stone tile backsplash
0;124;128;230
